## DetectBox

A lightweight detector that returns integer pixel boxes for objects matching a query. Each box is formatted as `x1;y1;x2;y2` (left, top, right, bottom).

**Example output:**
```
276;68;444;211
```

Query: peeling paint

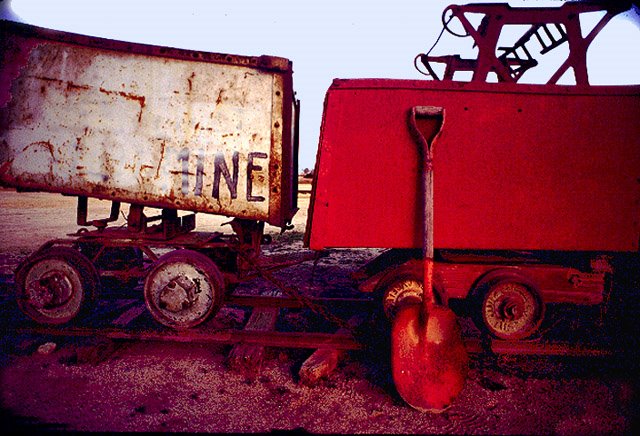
0;20;297;227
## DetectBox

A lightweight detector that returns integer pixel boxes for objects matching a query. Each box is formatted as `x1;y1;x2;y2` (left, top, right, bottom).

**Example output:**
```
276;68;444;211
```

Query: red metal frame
418;2;629;84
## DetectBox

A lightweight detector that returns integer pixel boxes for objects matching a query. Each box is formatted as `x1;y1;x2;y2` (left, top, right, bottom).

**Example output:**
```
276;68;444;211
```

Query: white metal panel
1;35;285;221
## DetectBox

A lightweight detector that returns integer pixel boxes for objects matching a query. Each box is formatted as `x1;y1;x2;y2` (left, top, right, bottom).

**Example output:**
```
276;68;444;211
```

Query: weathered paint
0;21;298;228
307;79;640;252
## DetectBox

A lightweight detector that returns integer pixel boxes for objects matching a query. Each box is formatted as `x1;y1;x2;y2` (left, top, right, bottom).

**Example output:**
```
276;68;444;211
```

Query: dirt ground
0;188;638;433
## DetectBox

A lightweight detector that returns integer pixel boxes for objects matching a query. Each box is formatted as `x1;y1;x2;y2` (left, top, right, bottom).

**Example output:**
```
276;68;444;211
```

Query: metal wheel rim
382;278;424;320
144;253;219;329
482;282;542;340
19;258;84;324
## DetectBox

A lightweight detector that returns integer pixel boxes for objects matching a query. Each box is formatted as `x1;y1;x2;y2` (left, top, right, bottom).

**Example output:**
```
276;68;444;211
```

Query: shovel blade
391;303;469;412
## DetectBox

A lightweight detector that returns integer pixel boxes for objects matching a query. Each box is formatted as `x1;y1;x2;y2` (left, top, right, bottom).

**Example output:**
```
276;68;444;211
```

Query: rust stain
156;140;166;179
0;159;14;179
99;87;146;122
100;150;114;183
187;72;195;93
67;82;90;91
216;89;224;106
21;113;33;123
22;141;55;158
32;76;90;92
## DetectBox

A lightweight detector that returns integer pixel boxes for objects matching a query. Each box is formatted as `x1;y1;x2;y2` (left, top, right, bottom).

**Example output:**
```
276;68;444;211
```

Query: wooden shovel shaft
422;160;434;260
422;162;435;308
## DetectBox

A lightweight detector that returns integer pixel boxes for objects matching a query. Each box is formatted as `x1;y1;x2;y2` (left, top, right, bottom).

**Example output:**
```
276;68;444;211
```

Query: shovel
391;107;469;412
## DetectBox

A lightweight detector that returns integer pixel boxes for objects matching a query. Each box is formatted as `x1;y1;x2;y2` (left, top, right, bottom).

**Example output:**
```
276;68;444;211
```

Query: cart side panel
0;21;297;227
308;79;640;252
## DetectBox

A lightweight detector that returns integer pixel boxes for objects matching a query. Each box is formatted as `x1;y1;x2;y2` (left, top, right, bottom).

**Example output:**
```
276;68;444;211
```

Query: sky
1;0;639;171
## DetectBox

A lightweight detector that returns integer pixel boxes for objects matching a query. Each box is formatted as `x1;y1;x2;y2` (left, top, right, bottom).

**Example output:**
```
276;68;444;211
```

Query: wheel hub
482;281;542;340
158;275;198;313
16;249;92;325
144;250;223;329
27;271;73;308
496;297;522;321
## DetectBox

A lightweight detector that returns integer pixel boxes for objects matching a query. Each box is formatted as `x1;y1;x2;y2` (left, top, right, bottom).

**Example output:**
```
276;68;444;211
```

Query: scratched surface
0;22;294;226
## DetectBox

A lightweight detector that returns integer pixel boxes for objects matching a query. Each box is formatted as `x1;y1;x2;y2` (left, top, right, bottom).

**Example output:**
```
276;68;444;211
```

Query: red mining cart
306;1;639;409
309;77;639;338
308;1;639;341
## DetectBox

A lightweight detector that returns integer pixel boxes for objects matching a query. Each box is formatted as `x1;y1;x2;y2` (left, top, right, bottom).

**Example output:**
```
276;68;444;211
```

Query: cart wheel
144;250;224;329
478;277;544;340
15;247;98;325
380;278;424;320
373;265;444;321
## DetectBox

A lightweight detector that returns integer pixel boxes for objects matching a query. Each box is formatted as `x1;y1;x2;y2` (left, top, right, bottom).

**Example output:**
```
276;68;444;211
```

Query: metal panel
307;79;640;252
0;21;297;228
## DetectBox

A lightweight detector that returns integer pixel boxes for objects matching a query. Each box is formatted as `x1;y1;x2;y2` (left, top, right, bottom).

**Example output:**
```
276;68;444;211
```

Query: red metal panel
307;79;640;252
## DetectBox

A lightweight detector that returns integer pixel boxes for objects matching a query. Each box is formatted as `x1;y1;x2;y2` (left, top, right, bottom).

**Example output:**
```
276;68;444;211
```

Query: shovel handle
408;106;443;308
422;145;435;309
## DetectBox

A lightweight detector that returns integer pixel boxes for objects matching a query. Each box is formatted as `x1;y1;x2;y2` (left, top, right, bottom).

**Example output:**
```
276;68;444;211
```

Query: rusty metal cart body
1;19;300;328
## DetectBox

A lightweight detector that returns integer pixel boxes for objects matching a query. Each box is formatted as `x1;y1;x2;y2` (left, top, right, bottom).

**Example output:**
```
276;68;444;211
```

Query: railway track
0;273;614;358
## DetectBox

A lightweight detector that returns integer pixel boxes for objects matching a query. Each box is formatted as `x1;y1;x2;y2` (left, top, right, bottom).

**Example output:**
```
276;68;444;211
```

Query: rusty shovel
391;107;469;412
